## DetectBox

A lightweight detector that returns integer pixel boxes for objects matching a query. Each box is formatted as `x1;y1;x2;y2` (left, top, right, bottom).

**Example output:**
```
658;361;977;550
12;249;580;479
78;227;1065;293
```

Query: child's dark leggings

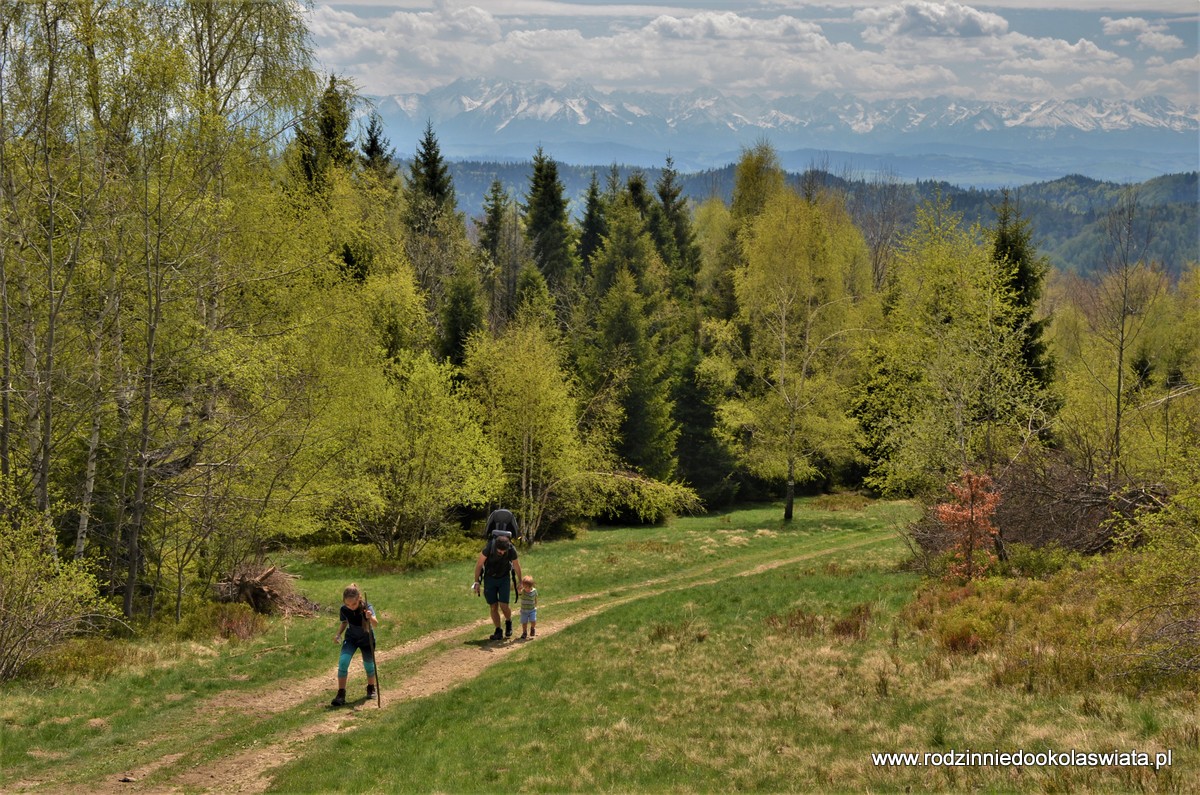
338;636;376;677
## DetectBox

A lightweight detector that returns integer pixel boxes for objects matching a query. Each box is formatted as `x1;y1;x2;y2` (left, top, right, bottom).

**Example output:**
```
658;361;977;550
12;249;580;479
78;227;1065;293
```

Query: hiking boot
504;619;513;638
330;690;346;707
366;685;376;699
520;632;527;640
530;628;535;637
489;627;504;641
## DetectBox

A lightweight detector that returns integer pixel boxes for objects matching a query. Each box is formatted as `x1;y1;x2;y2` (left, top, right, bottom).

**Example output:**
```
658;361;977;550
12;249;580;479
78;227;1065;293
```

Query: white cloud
1067;75;1133;99
646;12;821;41
998;33;1129;75
308;2;1199;105
1100;15;1185;51
856;1;1008;44
988;73;1056;98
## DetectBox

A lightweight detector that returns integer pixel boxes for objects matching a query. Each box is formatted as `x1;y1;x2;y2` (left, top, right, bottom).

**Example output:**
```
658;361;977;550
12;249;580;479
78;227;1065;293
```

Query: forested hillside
449;163;1198;279
1;1;1197;704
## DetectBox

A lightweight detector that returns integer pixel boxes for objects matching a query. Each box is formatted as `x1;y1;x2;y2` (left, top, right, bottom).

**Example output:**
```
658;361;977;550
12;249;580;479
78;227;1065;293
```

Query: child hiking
331;583;378;707
518;575;538;639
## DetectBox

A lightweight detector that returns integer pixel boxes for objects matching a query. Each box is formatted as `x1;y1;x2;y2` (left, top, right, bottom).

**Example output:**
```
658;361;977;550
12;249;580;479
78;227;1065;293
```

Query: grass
270;537;1198;793
2;498;1196;793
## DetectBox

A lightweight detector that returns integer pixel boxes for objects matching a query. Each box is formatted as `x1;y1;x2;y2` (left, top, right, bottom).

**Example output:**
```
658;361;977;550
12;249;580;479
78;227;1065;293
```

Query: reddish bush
934;471;1001;582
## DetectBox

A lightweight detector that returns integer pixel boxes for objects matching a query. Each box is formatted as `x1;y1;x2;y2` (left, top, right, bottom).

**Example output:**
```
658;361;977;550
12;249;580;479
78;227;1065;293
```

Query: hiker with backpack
473;513;523;640
331;583;378;706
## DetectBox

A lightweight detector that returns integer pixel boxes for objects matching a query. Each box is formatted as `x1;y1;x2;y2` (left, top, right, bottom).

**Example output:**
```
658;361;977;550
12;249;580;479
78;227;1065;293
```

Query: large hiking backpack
484;508;519;544
481;512;519;602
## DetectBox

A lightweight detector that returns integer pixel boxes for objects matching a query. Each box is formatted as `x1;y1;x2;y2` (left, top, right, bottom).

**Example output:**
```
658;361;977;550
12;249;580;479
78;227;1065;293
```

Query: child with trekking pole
331;583;378;707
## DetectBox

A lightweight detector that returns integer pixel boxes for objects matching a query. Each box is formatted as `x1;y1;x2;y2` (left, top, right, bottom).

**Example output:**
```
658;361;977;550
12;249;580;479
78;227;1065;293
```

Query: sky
307;0;1200;105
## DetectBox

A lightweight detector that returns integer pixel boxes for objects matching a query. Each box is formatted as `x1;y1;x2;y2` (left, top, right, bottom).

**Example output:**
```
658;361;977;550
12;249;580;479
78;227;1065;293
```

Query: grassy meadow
2;499;1196;793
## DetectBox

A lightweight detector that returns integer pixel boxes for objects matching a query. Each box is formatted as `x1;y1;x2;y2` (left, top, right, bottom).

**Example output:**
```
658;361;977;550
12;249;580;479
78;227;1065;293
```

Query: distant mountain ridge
442;161;1197;279
372;79;1199;185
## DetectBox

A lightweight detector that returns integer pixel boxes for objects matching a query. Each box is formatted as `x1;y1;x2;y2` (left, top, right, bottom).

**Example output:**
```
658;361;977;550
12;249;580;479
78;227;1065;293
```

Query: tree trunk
74;410;102;559
784;459;795;522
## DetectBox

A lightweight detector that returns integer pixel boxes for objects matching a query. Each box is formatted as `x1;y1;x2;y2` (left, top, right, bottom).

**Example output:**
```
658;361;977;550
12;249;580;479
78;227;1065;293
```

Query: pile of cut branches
215;563;319;616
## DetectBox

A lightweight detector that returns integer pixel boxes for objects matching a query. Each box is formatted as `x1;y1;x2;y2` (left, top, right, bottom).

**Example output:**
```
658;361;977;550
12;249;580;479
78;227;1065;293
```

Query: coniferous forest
1;1;1197;698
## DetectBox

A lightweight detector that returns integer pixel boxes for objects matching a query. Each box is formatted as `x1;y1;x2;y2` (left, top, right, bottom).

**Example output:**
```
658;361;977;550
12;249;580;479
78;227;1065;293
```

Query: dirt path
80;532;893;794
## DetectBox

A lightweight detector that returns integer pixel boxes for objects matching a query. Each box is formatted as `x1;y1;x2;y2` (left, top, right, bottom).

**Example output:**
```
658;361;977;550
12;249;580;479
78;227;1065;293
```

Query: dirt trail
83;532;892;794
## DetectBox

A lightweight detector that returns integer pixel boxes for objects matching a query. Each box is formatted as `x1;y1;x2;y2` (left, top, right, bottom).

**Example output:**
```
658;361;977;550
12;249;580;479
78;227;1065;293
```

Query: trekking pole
363;590;381;708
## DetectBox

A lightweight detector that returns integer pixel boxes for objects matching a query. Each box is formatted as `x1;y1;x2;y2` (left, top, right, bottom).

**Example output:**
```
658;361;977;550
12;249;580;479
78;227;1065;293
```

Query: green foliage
307;542;388;571
0;493;117;681
1048;212;1184;483
307;534;480;572
598;271;679;479
730;140;786;221
464;317;590;541
1103;456;1200;682
577;170;607;272
994;542;1084;579
478;178;510;264
404;121;457;236
294;74;357;191
24;637;154;684
169;603;268;643
438;265;486;367
525;147;579;296
656;156;702;298
359;112;397;181
672;346;740;509
989;191;1055;391
581;199;682;482
325;351;502;560
707;183;872;515
859;197;1050;496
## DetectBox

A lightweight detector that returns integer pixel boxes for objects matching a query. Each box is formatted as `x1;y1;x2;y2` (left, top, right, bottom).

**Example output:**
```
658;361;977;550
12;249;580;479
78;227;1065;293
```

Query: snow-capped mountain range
372;79;1199;184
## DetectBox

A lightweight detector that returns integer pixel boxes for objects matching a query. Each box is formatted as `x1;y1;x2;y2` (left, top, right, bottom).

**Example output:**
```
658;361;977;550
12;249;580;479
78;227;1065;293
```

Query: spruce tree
990;190;1054;391
514;263;555;327
524;147;578;295
657;156;701;297
595;269;678;480
479;179;509;264
360;112;397;182
294;75;355;190
405;121;457;236
589;196;660;299
577;171;607;274
672;345;739;507
439;266;486;367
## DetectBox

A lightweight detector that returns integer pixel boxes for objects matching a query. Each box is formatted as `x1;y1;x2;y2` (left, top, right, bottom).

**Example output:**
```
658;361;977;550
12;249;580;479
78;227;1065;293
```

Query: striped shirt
519;588;538;611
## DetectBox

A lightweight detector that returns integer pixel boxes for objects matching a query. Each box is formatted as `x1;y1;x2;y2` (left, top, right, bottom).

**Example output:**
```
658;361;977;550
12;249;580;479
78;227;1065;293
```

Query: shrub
765;608;825;638
411;533;483;568
934;471;1001;582
995;542;1083;579
307;543;389;571
170;601;268;641
832;603;874;641
934;614;988;653
307;534;480;572
27;637;155;683
0;490;117;682
813;492;872;511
